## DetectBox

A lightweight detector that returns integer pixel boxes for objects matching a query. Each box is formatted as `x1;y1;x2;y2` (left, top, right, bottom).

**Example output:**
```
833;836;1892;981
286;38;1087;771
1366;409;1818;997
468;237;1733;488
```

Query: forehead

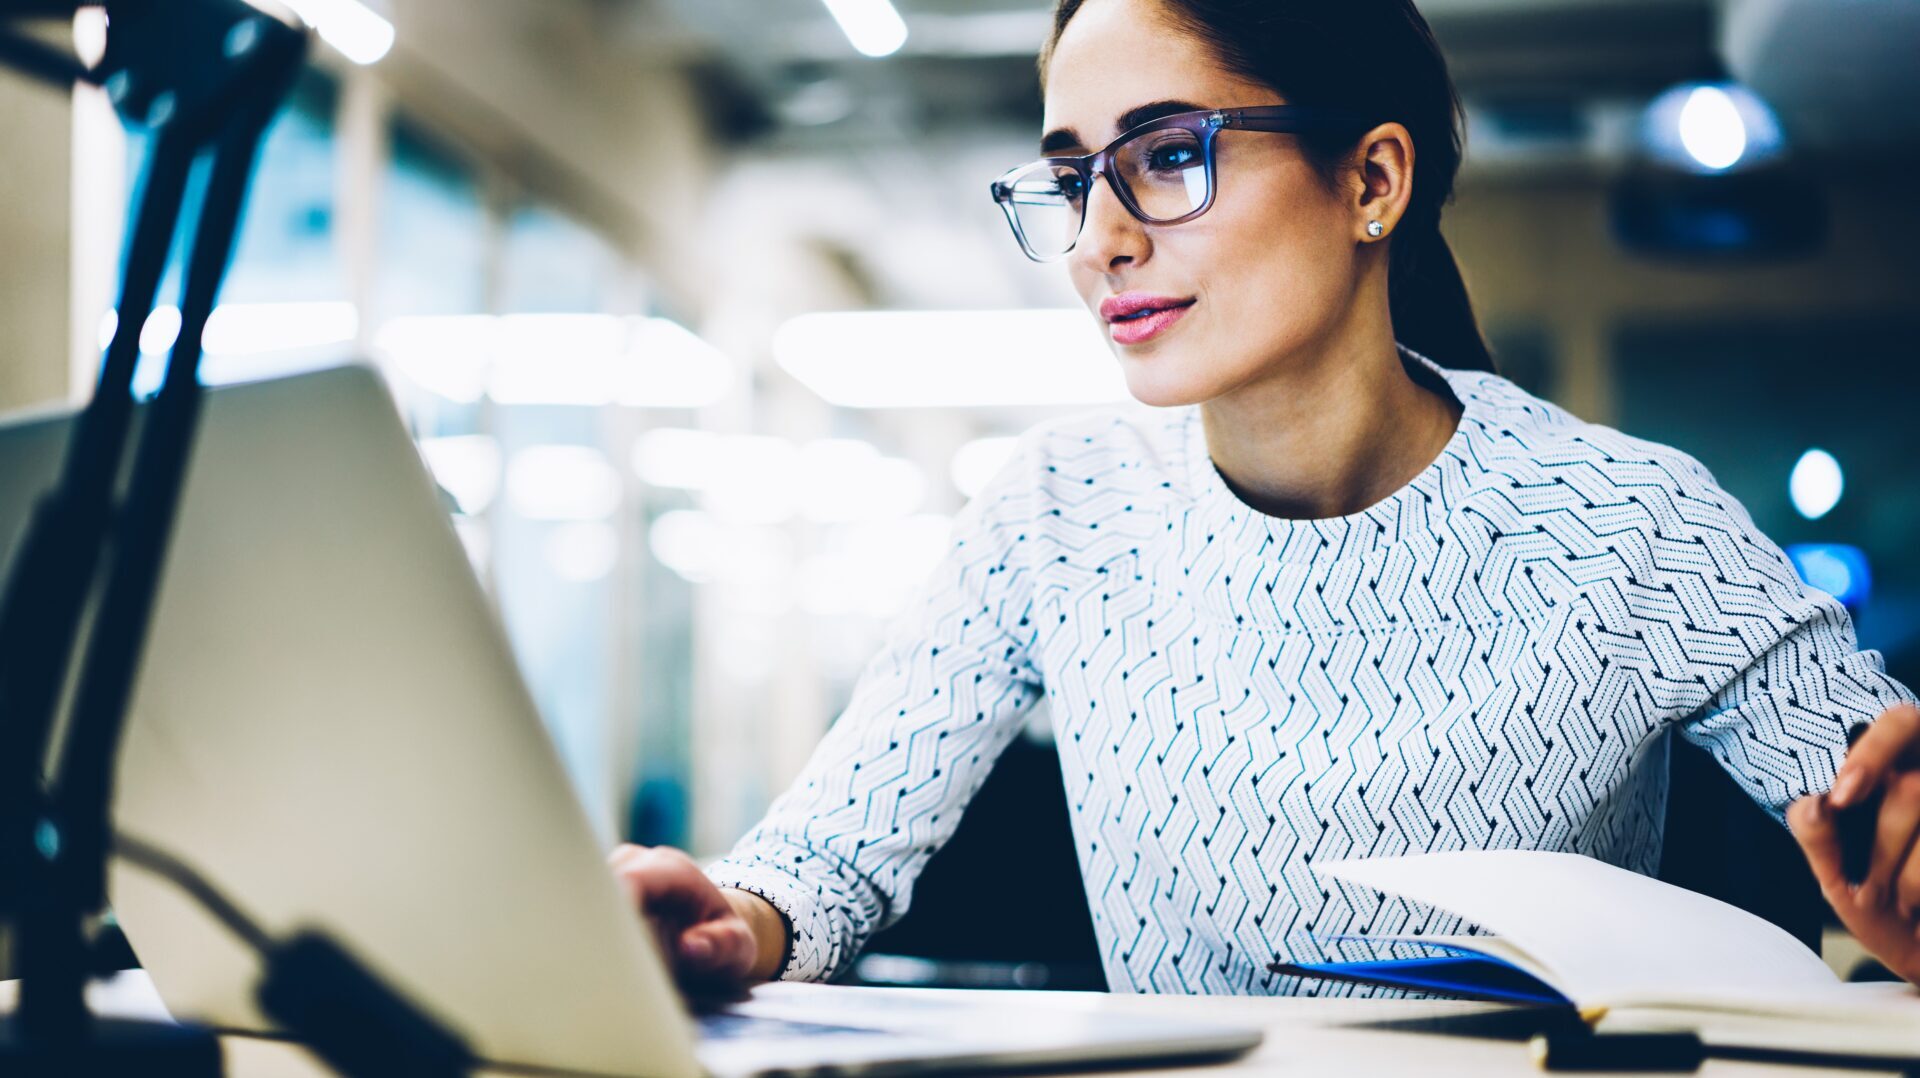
1041;0;1278;147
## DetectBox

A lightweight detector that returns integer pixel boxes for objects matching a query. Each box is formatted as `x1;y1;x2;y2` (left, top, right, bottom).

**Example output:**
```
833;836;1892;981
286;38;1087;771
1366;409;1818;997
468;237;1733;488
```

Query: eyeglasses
989;105;1375;262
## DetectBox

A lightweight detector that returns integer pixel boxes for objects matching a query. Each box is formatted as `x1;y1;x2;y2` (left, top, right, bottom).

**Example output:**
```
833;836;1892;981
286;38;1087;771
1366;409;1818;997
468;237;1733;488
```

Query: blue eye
1149;144;1199;171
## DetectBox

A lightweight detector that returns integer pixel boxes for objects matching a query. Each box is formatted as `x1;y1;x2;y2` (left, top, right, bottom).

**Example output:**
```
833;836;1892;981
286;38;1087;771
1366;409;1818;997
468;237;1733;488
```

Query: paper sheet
1315;850;1839;1007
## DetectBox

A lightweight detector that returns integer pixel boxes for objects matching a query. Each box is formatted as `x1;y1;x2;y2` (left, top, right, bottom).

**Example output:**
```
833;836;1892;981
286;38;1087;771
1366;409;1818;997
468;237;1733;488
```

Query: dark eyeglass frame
989;105;1377;262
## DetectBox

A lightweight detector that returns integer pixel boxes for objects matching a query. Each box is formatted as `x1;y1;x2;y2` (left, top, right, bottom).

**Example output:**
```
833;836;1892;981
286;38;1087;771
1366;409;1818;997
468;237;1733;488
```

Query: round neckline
1178;343;1485;568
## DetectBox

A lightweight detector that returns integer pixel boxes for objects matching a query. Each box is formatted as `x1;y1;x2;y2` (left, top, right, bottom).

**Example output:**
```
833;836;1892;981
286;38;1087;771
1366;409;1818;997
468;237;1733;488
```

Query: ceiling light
505;446;622;521
276;0;394;65
545;521;619;583
700;437;801;524
798;440;925;523
1788;448;1842;521
418;434;501;515
802;514;954;619
1640;81;1784;174
820;0;908;58
773;309;1127;408
373;314;735;408
375;315;493;403
1785;543;1871;608
649;509;723;582
139;305;181;356
951;436;1020;499
72;7;108;68
633;427;722;490
202;301;359;355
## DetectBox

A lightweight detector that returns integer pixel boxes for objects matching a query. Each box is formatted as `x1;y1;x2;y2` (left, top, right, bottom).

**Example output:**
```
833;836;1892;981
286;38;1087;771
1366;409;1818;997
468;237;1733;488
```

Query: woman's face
1042;0;1366;407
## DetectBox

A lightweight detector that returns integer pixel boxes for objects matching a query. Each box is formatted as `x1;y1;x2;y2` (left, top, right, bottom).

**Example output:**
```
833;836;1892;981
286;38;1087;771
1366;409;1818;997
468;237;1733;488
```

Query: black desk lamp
0;2;306;1070
0;4;471;1075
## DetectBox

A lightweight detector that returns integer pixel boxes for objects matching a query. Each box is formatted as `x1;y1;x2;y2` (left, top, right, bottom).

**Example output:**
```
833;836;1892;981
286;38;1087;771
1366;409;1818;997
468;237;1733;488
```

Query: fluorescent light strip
505;445;621;521
951;435;1020;499
820;0;909;58
110;301;360;358
204;301;359;355
277;0;394;65
773;308;1129;408
373;314;736;408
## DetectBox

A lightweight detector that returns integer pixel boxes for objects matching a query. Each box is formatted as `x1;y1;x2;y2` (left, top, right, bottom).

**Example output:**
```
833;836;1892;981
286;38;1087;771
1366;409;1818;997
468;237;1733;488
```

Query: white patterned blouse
705;345;1913;994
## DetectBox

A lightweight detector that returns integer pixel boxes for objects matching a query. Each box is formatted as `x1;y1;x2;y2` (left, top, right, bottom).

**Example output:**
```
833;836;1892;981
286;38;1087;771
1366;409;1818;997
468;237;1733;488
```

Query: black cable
111;833;272;955
114;831;478;1078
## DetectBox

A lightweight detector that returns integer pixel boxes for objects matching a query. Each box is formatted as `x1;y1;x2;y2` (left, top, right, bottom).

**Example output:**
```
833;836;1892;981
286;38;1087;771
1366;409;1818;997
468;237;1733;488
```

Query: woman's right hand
607;843;780;990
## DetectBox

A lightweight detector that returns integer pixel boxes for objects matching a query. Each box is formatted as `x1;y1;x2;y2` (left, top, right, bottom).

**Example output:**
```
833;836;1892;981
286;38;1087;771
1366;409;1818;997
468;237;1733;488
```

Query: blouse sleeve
703;430;1049;981
1665;467;1915;825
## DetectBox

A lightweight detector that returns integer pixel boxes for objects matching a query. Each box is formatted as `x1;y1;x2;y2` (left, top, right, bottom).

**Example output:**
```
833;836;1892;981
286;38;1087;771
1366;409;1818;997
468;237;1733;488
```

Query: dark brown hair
1041;0;1496;373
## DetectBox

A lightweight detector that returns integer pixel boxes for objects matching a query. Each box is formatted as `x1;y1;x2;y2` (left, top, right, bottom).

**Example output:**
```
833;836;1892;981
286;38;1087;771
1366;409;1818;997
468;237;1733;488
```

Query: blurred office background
1;0;1915;987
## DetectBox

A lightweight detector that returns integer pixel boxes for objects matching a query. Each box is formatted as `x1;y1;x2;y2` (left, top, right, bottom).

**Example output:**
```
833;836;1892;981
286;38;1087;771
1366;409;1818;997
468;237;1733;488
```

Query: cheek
1064;163;1359;406
1184;181;1353;341
1118;202;1353;404
1200;174;1346;294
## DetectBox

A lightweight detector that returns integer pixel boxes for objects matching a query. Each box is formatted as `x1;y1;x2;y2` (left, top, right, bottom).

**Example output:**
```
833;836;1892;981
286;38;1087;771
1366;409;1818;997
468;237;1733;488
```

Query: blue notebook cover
1269;954;1573;1006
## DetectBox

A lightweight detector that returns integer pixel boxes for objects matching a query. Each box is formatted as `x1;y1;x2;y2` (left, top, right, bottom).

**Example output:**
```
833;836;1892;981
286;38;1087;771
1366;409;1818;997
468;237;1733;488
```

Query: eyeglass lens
1002;126;1211;259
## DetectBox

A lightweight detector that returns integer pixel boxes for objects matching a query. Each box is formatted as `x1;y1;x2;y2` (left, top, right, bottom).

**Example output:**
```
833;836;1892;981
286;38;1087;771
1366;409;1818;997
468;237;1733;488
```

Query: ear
1350;122;1415;243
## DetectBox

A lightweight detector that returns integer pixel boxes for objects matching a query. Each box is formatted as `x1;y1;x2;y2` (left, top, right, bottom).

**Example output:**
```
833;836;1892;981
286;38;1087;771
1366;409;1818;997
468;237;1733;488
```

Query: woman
611;0;1920;994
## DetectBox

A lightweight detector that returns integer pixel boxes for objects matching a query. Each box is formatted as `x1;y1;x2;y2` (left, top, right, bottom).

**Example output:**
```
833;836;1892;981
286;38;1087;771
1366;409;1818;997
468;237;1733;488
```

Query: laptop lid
0;365;703;1077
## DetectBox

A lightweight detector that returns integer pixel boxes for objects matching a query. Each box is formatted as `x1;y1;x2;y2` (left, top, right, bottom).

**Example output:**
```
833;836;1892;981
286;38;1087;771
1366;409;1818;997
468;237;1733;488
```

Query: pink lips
1099;292;1196;346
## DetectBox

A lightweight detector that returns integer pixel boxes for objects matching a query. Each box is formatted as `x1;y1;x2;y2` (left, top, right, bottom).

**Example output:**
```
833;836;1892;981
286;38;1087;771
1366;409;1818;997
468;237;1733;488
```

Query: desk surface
1;972;1897;1077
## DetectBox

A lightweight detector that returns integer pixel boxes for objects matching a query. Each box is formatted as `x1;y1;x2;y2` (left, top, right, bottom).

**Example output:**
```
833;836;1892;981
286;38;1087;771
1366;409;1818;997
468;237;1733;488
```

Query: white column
0;69;73;412
68;80;122;402
334;66;389;358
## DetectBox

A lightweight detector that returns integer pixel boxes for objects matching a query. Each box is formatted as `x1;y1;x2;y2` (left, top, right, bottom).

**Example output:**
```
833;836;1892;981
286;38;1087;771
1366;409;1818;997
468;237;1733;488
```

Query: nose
1070;169;1147;275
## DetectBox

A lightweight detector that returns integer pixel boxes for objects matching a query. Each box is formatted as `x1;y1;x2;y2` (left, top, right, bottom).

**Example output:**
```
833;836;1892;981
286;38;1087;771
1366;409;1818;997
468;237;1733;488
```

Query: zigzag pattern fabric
706;345;1913;994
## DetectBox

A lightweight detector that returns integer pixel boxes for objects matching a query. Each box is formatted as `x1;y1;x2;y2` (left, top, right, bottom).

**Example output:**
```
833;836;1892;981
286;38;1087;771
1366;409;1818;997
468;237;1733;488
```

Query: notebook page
1603;983;1920;1058
1316;850;1837;1006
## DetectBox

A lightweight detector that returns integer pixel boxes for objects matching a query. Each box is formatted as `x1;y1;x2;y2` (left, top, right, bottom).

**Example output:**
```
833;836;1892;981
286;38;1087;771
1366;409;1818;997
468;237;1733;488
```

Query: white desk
2;972;1897;1077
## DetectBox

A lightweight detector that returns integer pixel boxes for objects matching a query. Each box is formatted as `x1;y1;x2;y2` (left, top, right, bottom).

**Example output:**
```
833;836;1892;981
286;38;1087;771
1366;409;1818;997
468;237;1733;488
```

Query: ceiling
592;0;1915;161
614;0;1719;143
535;0;1920;320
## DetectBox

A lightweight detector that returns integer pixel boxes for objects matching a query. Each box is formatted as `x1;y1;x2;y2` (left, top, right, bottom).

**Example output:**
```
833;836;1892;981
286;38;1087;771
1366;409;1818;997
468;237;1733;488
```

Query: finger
1793;798;1913;968
608;844;648;903
1833;704;1920;808
609;845;729;920
677;917;756;981
608;844;661;905
1788;794;1848;907
1870;772;1920;911
1896;830;1920;922
608;843;640;866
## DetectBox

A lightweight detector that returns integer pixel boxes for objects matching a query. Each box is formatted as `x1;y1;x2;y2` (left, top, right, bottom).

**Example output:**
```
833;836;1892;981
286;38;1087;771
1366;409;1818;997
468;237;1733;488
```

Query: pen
1838;720;1879;885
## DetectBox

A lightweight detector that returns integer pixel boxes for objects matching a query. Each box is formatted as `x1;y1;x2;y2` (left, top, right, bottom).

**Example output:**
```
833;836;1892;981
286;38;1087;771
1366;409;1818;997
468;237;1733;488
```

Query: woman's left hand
1788;702;1920;984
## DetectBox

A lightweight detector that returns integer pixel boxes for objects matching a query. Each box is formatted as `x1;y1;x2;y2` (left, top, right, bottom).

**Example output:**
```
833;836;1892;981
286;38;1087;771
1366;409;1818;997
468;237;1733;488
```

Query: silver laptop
0;364;1261;1078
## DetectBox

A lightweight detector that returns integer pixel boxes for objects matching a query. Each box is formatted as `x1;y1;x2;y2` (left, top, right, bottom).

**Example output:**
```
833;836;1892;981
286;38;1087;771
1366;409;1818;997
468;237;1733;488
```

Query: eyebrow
1040;99;1208;155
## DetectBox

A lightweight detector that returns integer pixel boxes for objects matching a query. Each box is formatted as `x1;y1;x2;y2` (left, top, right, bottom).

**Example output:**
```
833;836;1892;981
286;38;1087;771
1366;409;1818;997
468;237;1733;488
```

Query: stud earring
1366;220;1385;238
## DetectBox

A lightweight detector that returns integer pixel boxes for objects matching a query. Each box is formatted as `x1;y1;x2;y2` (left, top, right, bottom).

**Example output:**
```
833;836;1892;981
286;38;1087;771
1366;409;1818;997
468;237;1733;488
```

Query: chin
1116;354;1216;409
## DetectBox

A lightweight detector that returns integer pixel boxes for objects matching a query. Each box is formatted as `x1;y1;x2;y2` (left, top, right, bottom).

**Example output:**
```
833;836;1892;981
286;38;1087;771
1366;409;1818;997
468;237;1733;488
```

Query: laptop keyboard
696;1011;890;1042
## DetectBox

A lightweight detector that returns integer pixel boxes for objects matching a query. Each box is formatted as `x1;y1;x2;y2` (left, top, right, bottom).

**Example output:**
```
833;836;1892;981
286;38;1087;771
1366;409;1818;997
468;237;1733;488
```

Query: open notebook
1280;850;1920;1059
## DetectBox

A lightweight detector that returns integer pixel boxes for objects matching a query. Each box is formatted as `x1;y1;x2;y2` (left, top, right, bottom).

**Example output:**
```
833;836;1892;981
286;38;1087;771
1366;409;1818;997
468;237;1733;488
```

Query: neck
1198;322;1462;520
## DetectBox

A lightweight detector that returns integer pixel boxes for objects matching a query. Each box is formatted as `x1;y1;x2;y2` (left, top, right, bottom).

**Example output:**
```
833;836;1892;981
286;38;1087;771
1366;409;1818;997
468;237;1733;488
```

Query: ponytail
1390;225;1495;373
1044;0;1497;374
